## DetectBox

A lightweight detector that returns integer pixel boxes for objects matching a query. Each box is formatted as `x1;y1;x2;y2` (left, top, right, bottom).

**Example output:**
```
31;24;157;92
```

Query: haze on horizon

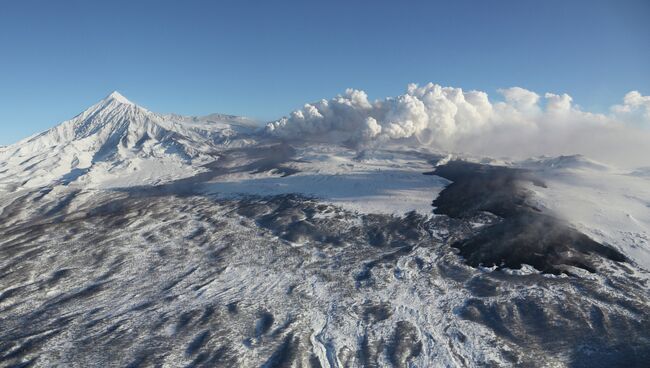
0;0;648;148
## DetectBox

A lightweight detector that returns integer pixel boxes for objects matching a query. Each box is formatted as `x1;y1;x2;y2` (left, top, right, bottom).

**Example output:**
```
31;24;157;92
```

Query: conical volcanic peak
105;91;134;105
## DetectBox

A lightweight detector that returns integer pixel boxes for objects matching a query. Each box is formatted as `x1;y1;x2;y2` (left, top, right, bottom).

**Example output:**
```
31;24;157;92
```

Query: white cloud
499;87;540;115
543;93;573;115
611;90;650;124
266;83;650;167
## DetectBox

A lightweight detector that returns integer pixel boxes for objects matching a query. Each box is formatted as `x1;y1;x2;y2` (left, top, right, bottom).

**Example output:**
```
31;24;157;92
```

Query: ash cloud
266;83;650;167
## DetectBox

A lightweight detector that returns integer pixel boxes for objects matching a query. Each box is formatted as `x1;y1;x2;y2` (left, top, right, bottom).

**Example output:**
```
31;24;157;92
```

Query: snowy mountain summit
105;91;133;105
0;92;255;189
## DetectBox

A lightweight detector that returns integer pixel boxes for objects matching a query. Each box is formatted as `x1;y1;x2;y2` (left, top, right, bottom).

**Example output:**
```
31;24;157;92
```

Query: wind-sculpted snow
0;168;649;367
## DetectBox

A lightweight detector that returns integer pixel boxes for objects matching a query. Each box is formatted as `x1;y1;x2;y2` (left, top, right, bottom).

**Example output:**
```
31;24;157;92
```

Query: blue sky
0;0;648;145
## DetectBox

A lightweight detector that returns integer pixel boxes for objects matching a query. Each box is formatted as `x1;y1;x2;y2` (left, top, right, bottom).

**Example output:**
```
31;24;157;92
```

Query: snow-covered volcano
1;92;649;367
0;92;256;189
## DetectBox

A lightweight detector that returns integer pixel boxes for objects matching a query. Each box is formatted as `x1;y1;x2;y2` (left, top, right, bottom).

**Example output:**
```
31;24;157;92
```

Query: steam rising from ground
266;83;650;167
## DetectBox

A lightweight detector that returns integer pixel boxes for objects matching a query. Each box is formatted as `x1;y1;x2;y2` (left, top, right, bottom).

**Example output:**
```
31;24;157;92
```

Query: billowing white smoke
266;83;650;167
266;84;492;146
611;91;650;124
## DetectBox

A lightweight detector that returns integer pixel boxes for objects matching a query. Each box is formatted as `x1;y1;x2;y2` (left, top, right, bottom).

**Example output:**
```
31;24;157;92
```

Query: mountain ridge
0;92;255;189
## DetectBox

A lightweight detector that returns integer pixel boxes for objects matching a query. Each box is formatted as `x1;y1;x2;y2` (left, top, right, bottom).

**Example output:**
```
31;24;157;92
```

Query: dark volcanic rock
429;160;627;274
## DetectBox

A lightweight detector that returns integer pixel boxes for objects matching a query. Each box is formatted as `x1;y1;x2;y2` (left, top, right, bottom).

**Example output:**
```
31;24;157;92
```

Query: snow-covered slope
1;95;650;367
519;154;611;172
522;156;650;271
0;92;255;190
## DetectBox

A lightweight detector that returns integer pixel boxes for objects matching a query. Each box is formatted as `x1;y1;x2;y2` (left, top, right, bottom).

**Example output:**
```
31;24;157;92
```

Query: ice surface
203;144;448;215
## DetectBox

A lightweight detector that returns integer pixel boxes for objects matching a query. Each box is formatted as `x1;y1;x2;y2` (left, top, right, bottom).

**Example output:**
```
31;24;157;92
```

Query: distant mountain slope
518;154;610;171
0;92;256;190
